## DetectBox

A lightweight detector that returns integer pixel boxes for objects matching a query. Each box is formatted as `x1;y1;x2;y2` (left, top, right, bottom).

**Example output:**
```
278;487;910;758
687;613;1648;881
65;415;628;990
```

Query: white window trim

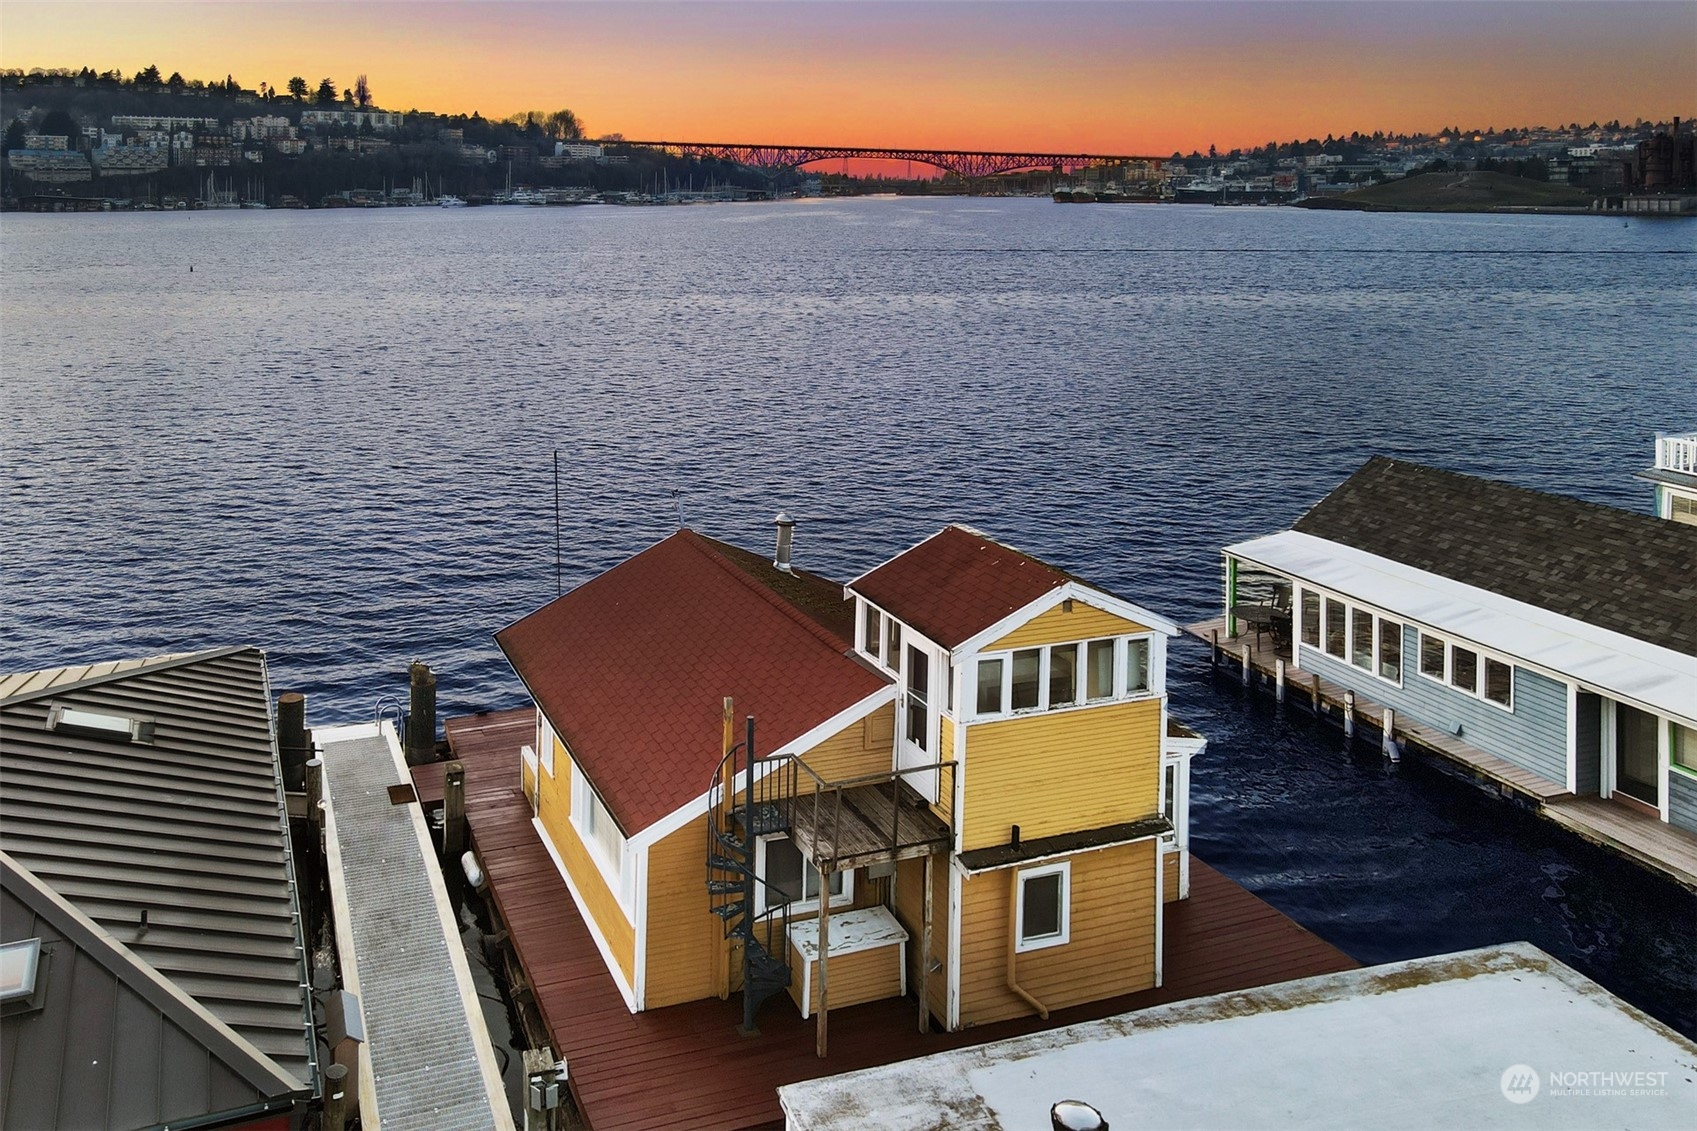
968;633;1158;722
1415;629;1516;713
753;834;854;916
570;763;634;912
1014;860;1070;953
1296;584;1405;689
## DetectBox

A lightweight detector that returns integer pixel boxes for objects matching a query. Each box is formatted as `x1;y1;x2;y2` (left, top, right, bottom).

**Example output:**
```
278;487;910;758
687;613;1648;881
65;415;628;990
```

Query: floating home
1202;456;1697;886
0;649;318;1130
440;521;1357;1128
1638;430;1697;525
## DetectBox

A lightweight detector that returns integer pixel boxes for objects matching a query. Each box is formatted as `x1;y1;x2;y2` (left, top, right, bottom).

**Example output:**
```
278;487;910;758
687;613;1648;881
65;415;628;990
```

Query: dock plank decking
434;708;1357;1131
318;723;514;1131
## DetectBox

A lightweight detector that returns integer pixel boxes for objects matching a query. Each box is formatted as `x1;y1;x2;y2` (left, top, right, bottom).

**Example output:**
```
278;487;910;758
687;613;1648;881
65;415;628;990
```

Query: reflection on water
3;198;1693;1034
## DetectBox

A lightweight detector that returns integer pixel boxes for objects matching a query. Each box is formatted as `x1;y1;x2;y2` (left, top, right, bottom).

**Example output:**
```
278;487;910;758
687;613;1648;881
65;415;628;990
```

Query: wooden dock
1186;617;1697;893
428;708;1357;1131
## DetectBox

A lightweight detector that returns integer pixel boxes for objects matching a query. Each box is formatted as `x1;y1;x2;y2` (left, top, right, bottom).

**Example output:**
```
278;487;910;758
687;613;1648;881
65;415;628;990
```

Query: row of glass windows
863;605;902;672
1301;593;1403;683
1418;630;1513;709
975;636;1151;718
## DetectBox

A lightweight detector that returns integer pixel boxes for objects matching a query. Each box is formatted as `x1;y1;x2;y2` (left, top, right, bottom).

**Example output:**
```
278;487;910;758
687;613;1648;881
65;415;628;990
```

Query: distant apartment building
94;144;168;175
299;108;404;132
193;133;236;166
555;140;604;160
438;127;465;145
229;115;296;141
5;147;92;181
497;144;535;166
110;114;219;132
271;137;308;156
21;133;69;151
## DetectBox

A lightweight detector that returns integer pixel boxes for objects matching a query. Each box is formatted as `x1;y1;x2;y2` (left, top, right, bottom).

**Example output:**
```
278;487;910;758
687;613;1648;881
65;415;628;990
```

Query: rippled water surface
4;198;1695;1032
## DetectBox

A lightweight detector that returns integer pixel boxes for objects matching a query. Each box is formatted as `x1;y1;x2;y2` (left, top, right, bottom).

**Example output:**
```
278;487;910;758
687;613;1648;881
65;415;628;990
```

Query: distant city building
21;133;68;151
437;127;465;145
94;144;168;175
554;140;604;160
110;113;219;132
299;108;404;132
6;147;92;181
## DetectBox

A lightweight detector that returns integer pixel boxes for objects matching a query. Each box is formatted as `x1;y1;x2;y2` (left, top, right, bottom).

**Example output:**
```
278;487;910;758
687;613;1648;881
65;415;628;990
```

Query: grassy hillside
1323;170;1594;212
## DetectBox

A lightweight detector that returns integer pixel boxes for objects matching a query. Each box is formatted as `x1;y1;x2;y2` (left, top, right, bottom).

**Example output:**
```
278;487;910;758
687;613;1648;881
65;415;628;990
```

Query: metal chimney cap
774;511;795;527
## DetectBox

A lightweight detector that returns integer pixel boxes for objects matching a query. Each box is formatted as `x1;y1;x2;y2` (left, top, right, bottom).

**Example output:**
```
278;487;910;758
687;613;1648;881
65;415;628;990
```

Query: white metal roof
778;943;1697;1131
1226;530;1697;724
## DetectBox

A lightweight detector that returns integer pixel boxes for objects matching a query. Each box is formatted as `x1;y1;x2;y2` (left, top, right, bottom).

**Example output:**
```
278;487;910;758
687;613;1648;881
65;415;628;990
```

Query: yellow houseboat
495;520;1203;1046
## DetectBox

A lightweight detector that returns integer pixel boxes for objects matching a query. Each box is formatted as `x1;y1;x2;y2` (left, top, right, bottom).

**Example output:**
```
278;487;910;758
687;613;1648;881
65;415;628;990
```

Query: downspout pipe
1006;869;1050;1020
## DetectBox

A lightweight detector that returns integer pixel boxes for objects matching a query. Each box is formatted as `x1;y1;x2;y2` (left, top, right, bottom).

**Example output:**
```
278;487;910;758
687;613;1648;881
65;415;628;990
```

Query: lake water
3;198;1694;1034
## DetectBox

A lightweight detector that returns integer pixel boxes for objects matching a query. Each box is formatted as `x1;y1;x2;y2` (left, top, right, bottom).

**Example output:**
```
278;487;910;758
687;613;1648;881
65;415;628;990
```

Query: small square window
1124;639;1150;694
0;939;41;1003
1048;643;1078;708
1420;633;1446;679
1010;649;1042;711
1016;864;1069;952
976;658;1004;715
1450;646;1478;694
1484;659;1512;707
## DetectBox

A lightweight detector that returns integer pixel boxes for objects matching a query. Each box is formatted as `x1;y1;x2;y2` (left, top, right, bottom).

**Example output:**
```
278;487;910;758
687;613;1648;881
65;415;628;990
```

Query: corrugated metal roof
0;647;315;1090
1227;529;1697;724
1;852;306;1131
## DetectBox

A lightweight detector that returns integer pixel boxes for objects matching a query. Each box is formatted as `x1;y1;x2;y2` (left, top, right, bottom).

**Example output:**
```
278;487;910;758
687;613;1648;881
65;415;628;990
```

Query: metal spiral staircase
705;715;800;1033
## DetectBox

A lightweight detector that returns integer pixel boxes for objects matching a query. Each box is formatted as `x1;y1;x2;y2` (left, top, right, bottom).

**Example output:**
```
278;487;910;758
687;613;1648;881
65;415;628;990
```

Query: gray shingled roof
1294;457;1697;655
1;853;306;1130
0;647;316;1089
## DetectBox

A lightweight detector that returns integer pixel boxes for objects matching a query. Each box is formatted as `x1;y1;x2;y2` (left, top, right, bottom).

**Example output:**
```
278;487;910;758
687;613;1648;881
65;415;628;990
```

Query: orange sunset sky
3;1;1693;154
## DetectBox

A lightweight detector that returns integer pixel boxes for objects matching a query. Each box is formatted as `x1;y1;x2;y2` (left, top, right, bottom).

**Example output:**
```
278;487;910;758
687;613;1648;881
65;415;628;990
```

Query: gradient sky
3;2;1692;153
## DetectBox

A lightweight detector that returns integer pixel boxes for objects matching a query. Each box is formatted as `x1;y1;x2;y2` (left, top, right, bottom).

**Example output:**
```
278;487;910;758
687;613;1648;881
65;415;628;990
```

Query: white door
897;642;939;803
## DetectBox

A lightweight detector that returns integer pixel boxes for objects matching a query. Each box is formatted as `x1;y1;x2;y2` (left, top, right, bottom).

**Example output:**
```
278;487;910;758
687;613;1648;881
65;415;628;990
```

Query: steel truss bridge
618;140;1165;180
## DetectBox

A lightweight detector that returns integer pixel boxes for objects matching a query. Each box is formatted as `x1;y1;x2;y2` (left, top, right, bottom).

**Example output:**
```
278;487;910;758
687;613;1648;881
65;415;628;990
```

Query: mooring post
1343;690;1356;738
305;757;324;825
277;692;308;792
1275;659;1287;704
1239;643;1251;688
443;761;466;863
1383;707;1399;761
322;1063;349;1131
1210;628;1219;667
406;661;436;766
1311;674;1321;712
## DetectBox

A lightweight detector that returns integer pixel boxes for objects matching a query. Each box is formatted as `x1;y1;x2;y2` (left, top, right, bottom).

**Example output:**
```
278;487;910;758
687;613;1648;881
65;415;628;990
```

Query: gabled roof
1;852;306;1130
849;525;1082;649
495;529;887;835
0;646;316;1089
1294;457;1697;655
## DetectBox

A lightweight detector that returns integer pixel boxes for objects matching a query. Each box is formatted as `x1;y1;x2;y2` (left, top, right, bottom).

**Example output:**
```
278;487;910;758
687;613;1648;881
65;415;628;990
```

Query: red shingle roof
495;530;887;834
849;525;1074;648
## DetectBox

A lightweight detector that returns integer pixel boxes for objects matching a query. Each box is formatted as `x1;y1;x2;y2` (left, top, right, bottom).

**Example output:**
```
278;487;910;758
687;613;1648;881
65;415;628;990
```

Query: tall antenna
553;450;563;597
671;489;685;529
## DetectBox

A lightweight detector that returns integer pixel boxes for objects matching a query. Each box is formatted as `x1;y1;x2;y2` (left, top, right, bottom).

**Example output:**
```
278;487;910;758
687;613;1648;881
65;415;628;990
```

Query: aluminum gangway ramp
316;721;514;1131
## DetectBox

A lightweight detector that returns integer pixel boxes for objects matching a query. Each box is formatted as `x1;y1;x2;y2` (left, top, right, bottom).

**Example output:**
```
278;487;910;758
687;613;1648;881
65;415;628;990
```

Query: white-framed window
1300;590;1321;649
1672;721;1697;776
570;763;628;901
1416;630;1514;711
1014;861;1070;952
859;600;901;673
754;835;851;915
1296;587;1403;688
971;634;1155;720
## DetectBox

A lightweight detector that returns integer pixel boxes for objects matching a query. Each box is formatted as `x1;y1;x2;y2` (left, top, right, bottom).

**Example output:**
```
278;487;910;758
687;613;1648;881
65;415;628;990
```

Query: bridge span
616;140;1166;179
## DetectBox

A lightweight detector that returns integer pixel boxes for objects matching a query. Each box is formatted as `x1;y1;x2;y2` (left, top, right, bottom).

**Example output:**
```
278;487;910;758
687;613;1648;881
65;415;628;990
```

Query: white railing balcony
1655;433;1697;474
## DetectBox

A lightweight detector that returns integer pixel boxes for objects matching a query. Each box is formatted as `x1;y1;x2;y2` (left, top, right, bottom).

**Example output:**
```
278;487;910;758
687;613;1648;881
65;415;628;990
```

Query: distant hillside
1305;170;1594;212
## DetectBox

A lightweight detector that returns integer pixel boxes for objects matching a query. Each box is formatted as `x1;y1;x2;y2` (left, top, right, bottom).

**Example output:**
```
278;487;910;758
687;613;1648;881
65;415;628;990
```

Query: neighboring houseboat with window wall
1204;456;1697;888
1637;430;1697;526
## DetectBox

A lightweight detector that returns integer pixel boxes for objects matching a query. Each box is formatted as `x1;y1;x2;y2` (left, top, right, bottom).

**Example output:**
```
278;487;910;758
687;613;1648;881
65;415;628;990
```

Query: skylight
48;705;155;743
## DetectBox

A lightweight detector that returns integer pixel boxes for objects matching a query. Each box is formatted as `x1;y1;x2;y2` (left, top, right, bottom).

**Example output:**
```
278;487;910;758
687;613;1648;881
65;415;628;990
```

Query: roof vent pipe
773;512;796;573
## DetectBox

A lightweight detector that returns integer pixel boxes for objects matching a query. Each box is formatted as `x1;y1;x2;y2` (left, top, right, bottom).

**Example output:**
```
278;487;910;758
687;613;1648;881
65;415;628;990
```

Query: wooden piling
1239;644;1251;687
305;757;324;826
1210;629;1219;666
1383;707;1399;761
277;692;308;792
406;661;437;766
1311;674;1321;712
322;1063;349;1131
1343;690;1356;738
1275;659;1286;704
443;761;467;863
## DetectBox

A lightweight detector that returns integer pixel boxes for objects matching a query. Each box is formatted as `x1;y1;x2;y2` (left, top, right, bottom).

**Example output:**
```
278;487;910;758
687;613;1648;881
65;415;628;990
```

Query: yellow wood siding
893;853;950;1022
961;698;1161;851
933;716;956;828
956;839;1157;1027
797;705;895;785
535;738;637;986
985;601;1150;652
789;940;904;1018
642;819;722;1008
1163;848;1180;903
